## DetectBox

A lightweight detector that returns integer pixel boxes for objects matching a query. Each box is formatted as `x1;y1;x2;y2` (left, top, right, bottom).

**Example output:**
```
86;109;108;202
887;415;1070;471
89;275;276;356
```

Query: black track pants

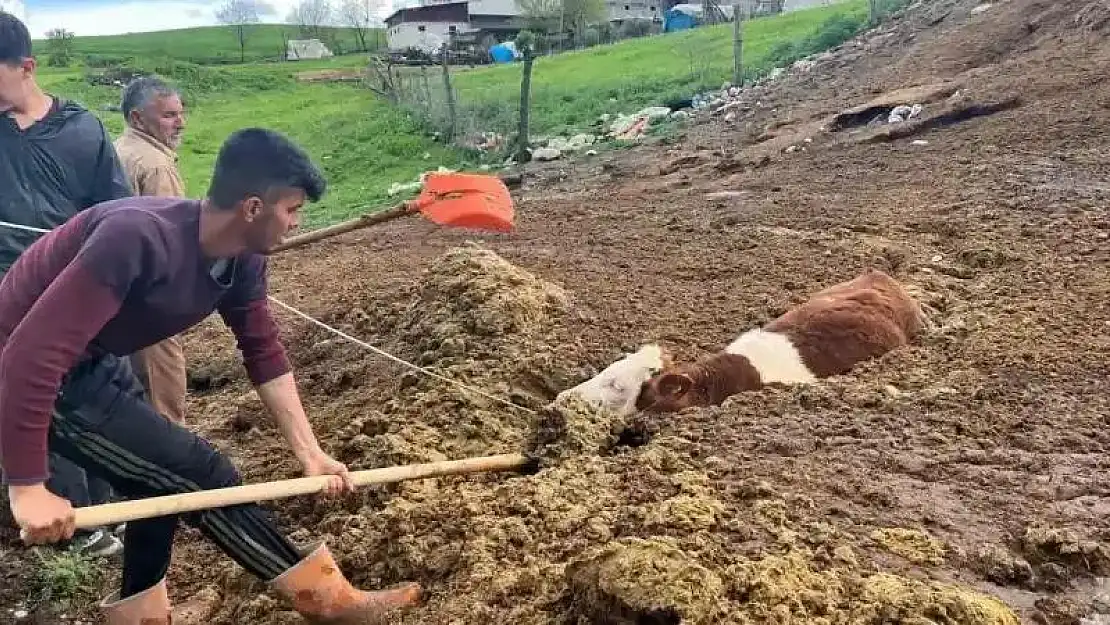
47;354;303;598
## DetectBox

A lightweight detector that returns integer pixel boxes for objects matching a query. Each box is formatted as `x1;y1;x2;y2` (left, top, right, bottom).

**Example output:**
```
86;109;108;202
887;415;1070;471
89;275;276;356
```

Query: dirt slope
3;0;1110;623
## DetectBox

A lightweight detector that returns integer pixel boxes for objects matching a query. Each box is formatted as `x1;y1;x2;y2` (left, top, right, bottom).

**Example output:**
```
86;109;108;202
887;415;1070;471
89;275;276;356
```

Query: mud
3;0;1110;624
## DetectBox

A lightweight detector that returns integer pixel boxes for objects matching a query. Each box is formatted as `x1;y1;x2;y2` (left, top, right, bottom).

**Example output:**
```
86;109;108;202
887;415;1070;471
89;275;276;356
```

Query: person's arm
0;221;146;484
217;258;352;493
85;121;133;207
2;216;148;542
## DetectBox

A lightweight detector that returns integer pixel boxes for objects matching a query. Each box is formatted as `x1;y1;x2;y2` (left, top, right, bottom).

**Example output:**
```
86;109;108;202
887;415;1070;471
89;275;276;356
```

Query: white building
286;38;335;60
606;0;663;24
384;0;523;54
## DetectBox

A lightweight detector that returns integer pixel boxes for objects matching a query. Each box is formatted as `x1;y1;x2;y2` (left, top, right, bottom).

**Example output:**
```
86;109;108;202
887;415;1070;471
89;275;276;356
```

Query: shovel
269;171;516;254
19;454;531;539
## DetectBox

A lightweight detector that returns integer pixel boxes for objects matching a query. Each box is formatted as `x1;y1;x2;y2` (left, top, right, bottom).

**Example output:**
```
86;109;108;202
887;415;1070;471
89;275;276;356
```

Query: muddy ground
3;0;1110;623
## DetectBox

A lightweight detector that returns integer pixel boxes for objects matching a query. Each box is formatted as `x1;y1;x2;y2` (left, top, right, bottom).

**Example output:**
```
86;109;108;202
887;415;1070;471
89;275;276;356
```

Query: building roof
384;0;521;24
385;1;469;25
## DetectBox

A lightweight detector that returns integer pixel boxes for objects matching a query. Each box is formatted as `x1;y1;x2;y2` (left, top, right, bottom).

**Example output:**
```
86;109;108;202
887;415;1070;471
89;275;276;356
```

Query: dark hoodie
0;96;132;274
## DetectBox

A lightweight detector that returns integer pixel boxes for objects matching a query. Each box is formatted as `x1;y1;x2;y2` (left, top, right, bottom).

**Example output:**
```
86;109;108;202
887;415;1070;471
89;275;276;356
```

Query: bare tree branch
216;0;276;61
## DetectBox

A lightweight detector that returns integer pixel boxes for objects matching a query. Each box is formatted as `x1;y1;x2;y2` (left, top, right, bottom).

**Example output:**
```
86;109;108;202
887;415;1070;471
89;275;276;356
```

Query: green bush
759;12;865;73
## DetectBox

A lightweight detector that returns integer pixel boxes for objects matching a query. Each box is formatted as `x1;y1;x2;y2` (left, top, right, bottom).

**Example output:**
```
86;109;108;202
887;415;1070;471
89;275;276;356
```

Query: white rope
265;296;536;414
0;220;49;234
0;219;536;415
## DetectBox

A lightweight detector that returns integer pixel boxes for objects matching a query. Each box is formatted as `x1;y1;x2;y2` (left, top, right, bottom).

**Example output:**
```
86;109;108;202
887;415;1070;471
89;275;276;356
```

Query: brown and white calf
635;269;926;413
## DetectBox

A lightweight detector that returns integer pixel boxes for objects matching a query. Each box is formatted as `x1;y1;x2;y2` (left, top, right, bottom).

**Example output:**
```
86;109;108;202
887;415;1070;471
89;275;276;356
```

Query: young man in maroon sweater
0;127;421;623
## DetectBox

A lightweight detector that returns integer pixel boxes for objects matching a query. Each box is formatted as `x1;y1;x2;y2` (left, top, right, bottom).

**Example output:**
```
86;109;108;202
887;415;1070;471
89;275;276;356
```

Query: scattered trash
912;139;930;146
971;3;992;14
450;49;829;168
387;166;457;196
888;104;924;123
547;133;597;153
706;191;746;200
606;106;672;142
457;131;507;153
532;147;563;161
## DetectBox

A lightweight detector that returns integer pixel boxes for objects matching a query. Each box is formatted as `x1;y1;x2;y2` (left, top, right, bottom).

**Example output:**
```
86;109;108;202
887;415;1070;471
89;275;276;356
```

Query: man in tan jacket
113;75;189;424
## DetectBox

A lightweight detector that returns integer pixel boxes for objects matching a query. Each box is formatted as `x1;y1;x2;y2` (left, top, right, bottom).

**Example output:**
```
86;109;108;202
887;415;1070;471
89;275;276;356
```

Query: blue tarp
489;43;516;63
663;8;697;32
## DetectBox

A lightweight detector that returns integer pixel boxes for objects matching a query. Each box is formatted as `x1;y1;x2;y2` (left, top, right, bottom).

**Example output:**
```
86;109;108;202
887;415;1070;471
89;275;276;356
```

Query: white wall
387;21;469;52
468;0;522;16
606;0;661;21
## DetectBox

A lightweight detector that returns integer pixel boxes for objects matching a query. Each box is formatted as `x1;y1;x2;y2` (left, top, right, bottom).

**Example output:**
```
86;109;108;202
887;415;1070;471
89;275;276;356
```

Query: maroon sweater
0;197;291;484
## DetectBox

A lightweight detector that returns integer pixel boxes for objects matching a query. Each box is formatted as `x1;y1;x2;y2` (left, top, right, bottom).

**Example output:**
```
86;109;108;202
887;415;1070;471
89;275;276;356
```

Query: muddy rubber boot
99;577;171;625
271;542;422;624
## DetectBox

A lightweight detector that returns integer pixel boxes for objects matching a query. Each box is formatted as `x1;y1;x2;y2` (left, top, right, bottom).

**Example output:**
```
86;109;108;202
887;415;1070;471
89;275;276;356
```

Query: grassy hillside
34;0;877;228
452;0;871;134
38;65;456;230
38;24;384;66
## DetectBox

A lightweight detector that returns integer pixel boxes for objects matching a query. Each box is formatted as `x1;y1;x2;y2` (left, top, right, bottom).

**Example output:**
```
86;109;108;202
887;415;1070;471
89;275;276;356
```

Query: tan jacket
113;125;189;424
113;126;186;198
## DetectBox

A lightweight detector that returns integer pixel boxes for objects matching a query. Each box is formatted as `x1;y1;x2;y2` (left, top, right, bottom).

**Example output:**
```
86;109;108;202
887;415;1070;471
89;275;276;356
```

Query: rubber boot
99;577;171;625
271;543;422;624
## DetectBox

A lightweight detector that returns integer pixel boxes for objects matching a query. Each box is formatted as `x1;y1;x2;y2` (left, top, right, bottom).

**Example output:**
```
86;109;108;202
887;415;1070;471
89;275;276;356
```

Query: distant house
606;0;664;25
384;0;525;54
286;39;335;60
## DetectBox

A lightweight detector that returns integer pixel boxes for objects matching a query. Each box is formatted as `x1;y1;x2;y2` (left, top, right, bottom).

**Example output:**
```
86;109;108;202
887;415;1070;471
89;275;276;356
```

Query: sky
6;0;397;38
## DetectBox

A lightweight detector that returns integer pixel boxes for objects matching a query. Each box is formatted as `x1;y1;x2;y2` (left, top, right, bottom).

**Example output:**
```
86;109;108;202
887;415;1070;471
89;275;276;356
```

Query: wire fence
361;0;911;162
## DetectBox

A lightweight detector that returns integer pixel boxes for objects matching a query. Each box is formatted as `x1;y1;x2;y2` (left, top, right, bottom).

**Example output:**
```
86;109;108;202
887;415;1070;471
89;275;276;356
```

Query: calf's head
554;343;671;417
634;364;708;413
635;352;762;413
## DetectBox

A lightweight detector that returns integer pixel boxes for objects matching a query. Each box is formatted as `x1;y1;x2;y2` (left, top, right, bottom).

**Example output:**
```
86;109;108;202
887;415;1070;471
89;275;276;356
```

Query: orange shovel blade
413;172;516;233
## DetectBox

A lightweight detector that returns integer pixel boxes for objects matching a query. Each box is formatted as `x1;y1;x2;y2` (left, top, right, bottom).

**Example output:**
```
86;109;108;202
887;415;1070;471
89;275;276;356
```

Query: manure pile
197;244;1021;625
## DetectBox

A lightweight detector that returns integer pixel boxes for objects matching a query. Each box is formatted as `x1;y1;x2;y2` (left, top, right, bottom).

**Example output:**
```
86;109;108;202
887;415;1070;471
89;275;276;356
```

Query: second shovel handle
268;202;413;254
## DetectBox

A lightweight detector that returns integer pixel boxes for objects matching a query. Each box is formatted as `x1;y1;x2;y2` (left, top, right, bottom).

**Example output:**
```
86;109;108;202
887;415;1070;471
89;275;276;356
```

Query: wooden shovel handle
71;453;529;529
268;202;414;254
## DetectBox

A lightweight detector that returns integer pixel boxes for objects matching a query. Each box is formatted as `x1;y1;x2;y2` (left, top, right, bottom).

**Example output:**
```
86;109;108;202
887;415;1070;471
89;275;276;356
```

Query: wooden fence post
441;43;457;141
732;5;743;86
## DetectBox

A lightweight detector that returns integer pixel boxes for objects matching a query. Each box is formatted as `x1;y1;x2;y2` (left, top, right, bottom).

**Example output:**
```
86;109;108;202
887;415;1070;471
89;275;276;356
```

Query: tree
44;28;75;67
216;0;277;62
287;0;335;41
339;0;384;51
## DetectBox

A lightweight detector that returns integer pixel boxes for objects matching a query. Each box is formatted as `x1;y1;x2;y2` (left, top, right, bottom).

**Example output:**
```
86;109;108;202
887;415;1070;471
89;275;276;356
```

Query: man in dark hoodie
0;11;131;557
0;13;132;265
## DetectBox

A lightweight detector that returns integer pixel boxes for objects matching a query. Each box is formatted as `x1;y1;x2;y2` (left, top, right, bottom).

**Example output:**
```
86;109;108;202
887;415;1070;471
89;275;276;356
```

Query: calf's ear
657;373;693;400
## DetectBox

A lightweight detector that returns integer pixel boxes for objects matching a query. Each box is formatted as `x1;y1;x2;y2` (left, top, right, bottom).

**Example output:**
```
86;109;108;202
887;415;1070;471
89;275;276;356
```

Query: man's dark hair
206;128;326;209
0;12;32;67
120;75;179;121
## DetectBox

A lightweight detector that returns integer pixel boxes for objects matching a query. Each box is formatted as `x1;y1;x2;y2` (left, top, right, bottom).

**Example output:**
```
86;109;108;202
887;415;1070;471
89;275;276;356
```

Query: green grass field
452;1;870;135
37;24;384;66
35;0;874;228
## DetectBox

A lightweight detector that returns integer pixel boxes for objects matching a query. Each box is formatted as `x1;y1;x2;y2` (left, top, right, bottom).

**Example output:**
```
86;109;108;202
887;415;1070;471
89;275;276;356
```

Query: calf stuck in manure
636;269;926;413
